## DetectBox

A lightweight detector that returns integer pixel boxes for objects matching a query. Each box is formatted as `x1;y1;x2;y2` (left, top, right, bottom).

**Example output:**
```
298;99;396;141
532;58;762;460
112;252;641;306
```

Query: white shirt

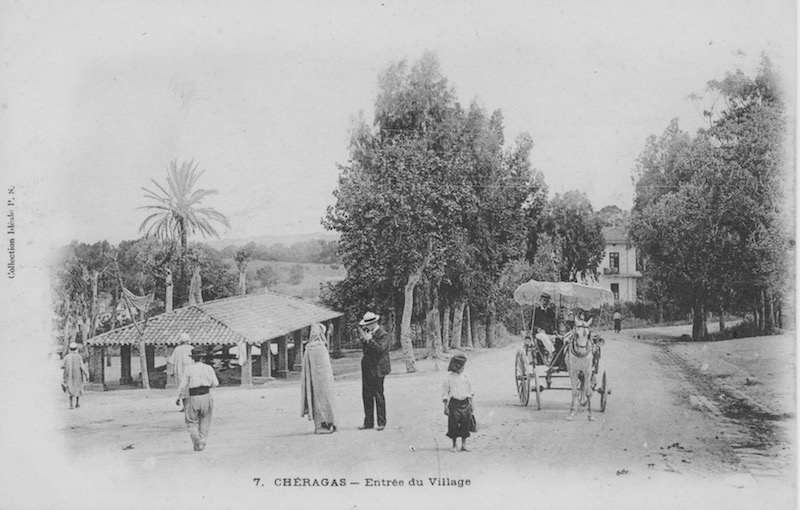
179;362;220;396
442;371;474;401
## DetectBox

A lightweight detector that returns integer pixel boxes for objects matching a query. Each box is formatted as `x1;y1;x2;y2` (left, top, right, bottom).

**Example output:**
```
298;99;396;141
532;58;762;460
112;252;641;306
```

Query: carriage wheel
532;367;541;410
515;350;530;406
599;372;609;412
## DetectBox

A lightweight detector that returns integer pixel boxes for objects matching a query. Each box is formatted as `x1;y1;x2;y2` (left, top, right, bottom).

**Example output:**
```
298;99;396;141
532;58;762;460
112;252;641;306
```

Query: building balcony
603;267;619;275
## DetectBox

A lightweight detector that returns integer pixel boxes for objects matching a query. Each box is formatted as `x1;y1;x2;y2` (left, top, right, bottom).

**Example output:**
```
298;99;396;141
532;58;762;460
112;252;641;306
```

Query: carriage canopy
513;280;615;310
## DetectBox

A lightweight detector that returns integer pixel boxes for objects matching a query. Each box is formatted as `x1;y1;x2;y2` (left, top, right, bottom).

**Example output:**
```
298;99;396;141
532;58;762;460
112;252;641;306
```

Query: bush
706;320;764;342
288;264;305;285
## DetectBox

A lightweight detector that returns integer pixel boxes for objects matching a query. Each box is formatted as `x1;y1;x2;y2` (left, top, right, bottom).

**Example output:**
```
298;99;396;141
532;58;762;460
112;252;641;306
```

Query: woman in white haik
300;323;338;433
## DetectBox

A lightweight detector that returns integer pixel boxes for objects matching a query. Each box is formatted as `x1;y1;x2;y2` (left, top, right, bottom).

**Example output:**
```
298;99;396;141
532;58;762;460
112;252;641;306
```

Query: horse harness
568;327;595;359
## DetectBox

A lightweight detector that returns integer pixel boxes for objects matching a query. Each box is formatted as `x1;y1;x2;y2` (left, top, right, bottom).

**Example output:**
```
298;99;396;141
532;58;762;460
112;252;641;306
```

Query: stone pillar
260;341;272;378
241;343;252;387
87;345;106;390
291;329;303;371
120;345;133;385
276;335;289;378
145;345;155;373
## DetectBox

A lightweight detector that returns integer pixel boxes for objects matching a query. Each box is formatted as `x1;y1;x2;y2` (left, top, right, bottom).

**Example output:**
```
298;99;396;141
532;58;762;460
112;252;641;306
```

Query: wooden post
241;343;253;387
120;344;132;385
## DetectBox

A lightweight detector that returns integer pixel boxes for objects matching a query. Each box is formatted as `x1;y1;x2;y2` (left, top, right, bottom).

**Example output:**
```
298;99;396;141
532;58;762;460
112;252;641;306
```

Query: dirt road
8;327;796;510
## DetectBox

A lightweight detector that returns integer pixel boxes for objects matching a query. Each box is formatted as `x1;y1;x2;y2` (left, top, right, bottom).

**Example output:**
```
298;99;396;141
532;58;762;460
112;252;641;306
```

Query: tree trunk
718;308;725;333
400;276;420;373
441;305;451;350
656;300;664;324
138;335;150;389
691;305;707;341
399;248;433;373
468;306;477;348
392;293;403;349
165;269;173;313
89;270;100;340
189;264;203;305
79;315;88;343
465;305;475;349
757;292;765;331
426;292;443;360
764;289;774;333
239;269;247;295
451;298;466;349
485;305;495;348
62;315;73;356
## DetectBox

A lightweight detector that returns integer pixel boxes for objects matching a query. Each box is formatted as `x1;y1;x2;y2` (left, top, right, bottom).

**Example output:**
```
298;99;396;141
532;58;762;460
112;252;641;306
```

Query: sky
0;0;795;251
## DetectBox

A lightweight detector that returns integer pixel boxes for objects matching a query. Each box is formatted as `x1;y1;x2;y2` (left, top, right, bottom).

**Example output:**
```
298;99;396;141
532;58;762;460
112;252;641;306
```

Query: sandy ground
1;324;796;510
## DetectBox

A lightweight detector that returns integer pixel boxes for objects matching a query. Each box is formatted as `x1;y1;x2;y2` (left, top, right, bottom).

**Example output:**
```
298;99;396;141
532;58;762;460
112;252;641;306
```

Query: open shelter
86;291;343;388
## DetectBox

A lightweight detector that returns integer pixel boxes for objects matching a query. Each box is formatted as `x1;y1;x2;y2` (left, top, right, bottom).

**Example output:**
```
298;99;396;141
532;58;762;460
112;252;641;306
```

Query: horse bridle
569;326;594;358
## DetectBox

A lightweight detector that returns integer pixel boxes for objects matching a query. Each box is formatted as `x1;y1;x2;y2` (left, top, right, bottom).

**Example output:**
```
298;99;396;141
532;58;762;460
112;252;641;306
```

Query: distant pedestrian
613;310;622;333
358;311;392;431
177;347;219;452
300;323;337;434
168;332;194;411
442;354;474;452
62;342;88;409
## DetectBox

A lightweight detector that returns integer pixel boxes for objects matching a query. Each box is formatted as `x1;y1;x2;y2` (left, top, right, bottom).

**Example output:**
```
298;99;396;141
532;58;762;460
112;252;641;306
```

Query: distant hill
207;232;340;250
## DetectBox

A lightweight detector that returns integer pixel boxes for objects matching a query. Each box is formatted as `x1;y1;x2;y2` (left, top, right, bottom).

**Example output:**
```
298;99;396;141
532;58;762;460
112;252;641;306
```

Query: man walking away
62;342;88;409
177;347;219;451
613;310;622;334
358;312;392;431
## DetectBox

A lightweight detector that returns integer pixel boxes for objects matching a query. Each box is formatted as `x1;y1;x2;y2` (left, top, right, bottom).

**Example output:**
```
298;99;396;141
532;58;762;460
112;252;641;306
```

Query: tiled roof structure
87;291;342;347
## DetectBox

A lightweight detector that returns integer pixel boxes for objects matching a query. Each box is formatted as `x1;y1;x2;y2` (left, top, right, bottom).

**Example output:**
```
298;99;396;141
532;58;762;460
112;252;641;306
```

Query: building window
609;252;619;274
611;283;619;300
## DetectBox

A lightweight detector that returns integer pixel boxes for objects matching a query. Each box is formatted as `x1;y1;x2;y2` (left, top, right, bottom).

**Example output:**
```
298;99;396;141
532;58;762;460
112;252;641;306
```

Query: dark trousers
361;371;386;427
614;319;621;333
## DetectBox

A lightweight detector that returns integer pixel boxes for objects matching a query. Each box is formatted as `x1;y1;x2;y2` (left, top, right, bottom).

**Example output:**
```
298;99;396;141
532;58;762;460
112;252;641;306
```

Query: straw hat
359;311;380;326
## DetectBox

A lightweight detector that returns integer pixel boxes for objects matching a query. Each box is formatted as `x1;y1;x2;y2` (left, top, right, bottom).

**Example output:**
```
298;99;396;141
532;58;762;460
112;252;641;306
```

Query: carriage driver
533;293;557;363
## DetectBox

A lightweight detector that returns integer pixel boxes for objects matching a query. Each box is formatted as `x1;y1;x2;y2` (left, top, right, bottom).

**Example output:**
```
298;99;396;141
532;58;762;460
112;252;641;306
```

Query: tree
139;160;231;248
255;265;278;290
235;242;257;295
546;191;605;282
325;53;471;372
288;264;305;285
139;159;230;307
52;241;115;352
596;205;630;229
631;56;790;338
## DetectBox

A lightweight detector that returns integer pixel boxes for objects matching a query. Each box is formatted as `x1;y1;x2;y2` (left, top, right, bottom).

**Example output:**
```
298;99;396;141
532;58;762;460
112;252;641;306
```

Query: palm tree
139;160;230;307
139;159;230;249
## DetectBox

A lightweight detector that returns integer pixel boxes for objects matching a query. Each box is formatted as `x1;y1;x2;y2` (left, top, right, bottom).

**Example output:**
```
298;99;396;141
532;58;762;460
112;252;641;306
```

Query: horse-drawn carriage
513;280;613;419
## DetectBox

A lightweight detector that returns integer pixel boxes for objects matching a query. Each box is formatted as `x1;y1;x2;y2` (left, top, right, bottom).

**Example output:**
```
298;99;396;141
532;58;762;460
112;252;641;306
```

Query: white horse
565;319;597;421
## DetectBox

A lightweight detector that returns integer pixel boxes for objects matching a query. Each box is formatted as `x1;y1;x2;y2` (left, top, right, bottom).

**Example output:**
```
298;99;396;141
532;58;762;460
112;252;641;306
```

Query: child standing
442;353;474;452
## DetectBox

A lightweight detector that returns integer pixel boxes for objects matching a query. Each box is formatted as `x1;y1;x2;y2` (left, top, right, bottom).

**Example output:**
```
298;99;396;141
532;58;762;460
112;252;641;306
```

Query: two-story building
597;227;642;302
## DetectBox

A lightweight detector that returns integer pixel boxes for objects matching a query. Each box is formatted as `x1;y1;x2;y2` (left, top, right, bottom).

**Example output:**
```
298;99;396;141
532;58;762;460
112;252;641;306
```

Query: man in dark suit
358;311;392;431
